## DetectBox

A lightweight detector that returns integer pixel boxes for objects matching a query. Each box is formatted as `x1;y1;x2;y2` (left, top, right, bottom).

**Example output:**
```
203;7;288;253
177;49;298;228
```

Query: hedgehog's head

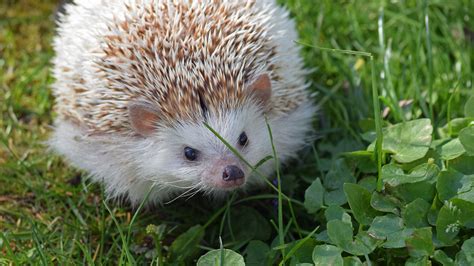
128;74;273;194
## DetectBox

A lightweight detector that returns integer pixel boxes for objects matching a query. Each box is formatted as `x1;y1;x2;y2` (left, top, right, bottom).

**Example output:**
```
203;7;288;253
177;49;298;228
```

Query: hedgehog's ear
249;74;272;105
128;101;160;136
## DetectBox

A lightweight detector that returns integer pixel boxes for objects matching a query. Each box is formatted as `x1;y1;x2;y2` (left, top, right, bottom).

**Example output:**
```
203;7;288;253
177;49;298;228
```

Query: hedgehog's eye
184;147;198;161
238;132;248;147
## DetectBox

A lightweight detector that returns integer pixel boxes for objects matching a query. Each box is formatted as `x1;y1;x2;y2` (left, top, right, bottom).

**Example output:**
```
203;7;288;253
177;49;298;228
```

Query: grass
1;0;473;264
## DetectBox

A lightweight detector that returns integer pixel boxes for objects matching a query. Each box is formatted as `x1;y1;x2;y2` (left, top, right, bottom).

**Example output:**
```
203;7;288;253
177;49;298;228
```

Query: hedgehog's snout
222;165;245;182
203;158;246;189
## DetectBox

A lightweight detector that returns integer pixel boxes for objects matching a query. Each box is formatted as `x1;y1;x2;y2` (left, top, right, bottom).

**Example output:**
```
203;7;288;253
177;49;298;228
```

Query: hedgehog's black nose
222;165;245;181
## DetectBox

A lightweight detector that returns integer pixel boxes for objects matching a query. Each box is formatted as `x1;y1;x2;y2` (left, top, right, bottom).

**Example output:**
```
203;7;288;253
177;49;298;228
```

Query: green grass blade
371;56;384;192
74;239;95;265
103;200;136;265
31;221;49;265
126;186;154;247
424;0;435;124
296;41;373;57
264;116;285;257
0;232;20;265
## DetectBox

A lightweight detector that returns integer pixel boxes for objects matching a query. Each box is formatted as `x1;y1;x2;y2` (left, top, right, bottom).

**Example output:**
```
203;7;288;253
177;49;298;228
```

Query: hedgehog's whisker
149;178;197;190
179;183;204;199
184;186;204;201
164;182;202;205
160;181;198;190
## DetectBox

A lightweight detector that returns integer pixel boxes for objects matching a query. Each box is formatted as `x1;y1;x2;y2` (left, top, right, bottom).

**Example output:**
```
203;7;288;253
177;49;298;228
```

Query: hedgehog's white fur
50;0;316;205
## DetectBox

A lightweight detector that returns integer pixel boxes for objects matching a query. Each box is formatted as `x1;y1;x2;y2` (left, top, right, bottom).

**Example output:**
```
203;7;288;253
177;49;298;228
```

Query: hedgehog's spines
53;0;309;135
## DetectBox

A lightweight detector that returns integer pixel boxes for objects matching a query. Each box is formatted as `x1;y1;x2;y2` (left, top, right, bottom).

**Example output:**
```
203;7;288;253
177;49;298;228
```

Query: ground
1;0;473;265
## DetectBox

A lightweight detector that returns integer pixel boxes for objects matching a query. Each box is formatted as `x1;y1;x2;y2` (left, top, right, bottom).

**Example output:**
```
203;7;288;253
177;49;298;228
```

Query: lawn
1;0;473;265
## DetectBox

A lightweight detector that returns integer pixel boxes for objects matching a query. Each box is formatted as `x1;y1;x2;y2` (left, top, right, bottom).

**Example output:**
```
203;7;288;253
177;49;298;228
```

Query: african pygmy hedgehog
50;0;316;205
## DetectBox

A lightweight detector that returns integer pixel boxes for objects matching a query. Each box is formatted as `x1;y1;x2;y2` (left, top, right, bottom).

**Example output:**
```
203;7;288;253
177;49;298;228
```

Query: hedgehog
49;0;316;205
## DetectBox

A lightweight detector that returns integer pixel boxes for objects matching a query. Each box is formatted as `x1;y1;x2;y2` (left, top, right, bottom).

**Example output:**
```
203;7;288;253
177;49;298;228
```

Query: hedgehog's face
131;102;272;194
129;75;274;194
169;103;273;192
179;131;249;190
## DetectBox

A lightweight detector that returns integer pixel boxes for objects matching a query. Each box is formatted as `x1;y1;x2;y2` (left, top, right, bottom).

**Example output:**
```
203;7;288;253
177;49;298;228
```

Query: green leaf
324;190;348;206
459;126;474;155
390;180;436;204
324;205;352;226
245;240;270;266
370;192;401;214
381;163;439;187
169;225;204;262
405;256;430;266
405;227;434;257
322;159;356;206
343;256;363;266
343;150;377;174
436;206;460;244
197;249;245;266
367;214;402;240
450;155;474;175
311;245;343;266
327;220;381;256
439;138;466;160
460;237;474;263
433;250;455;266
436;199;474;244
357;176;377;192
464;96;474;117
323;161;355;204
455;251;470;266
304;178;324;213
367;214;410;248
344;183;380;225
437;169;474;203
315;230;330;243
439;118;474;138
327;219;354;248
454;238;474;266
402;198;430;228
368;119;433;163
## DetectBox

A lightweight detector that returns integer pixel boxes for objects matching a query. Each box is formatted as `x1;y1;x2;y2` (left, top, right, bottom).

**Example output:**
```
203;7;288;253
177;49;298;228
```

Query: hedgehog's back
52;0;308;134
